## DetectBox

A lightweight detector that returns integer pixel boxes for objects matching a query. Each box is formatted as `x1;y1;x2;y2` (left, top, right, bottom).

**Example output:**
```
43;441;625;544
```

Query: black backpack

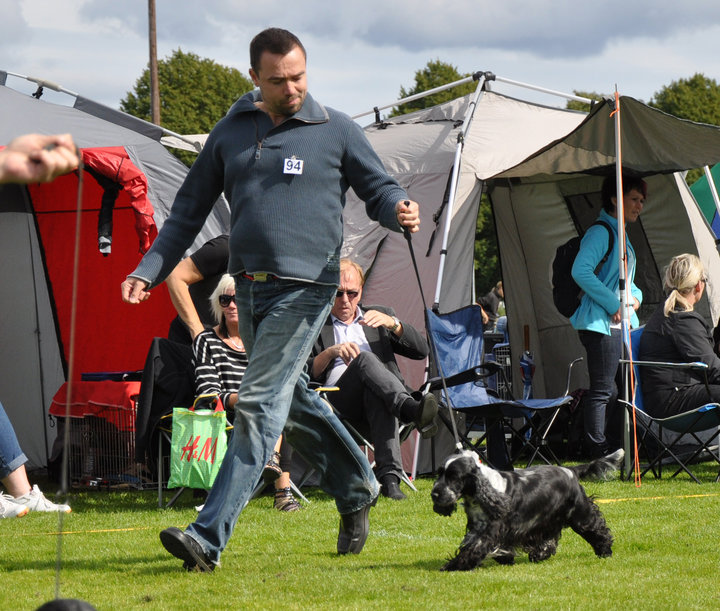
552;221;614;318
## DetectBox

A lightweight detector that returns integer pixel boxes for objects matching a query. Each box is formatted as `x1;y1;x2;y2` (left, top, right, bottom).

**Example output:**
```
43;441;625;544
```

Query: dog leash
55;152;84;598
401;204;463;452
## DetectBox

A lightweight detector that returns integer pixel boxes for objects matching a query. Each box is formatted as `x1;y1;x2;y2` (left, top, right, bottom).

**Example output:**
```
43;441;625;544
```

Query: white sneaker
0;494;29;518
6;485;71;514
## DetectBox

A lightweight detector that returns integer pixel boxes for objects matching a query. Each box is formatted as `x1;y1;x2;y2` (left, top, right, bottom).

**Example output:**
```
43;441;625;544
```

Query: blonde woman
194;274;300;511
638;254;720;418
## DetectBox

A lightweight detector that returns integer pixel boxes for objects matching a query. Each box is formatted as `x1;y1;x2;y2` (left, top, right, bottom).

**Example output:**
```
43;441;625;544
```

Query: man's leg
165;279;334;567
335;352;411;417
283;373;379;512
164;278;377;568
328;355;405;483
333;351;436;430
284;375;380;553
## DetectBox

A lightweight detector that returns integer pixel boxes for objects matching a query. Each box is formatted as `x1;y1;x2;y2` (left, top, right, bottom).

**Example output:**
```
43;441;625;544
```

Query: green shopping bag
168;394;229;489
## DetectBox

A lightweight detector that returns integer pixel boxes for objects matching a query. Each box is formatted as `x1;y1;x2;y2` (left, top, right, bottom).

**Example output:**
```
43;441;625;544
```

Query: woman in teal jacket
571;174;646;458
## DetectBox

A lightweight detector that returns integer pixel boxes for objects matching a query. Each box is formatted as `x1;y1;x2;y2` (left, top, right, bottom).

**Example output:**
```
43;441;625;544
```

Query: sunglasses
336;290;359;299
218;294;234;307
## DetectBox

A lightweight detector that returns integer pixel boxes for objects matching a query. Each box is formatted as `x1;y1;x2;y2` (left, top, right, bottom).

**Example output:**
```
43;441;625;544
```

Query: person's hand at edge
0;133;79;185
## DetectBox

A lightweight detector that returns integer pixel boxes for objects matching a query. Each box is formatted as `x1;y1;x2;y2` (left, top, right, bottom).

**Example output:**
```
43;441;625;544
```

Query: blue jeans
186;277;379;563
0;402;27;480
578;328;622;448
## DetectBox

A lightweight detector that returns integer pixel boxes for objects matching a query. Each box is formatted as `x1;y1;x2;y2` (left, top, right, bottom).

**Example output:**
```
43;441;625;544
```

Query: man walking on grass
121;27;421;571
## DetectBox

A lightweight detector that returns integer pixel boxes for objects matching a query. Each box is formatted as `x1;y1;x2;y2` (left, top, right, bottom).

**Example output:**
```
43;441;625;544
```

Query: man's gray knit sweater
131;90;407;287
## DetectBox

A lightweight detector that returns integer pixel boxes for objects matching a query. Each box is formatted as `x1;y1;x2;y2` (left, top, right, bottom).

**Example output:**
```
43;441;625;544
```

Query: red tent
0;74;229;467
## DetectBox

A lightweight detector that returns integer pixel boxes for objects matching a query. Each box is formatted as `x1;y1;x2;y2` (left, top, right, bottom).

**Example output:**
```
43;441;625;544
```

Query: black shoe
159;527;215;572
415;393;438;438
337;497;376;555
585;442;613;460
379;475;407;501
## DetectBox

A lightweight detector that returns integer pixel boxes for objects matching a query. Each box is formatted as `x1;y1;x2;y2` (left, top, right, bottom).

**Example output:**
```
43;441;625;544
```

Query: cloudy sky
2;0;720;123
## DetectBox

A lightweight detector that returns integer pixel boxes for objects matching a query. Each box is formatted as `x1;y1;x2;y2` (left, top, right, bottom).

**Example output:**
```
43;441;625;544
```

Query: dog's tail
569;448;624;481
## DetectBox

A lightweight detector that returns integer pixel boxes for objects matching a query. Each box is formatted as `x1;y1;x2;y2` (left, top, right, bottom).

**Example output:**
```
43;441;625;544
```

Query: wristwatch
389;316;400;333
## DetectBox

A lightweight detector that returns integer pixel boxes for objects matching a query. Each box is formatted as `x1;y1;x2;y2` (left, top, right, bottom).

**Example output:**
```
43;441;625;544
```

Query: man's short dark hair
250;28;306;73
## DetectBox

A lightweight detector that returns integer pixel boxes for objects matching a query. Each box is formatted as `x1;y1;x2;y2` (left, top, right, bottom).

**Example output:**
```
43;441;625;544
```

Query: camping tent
489;96;720;398
338;87;588;473
340;88;720;473
342;89;588;391
0;72;229;468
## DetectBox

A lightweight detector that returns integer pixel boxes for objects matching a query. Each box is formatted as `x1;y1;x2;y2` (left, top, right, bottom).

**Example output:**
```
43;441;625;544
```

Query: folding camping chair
619;327;720;483
421;304;581;468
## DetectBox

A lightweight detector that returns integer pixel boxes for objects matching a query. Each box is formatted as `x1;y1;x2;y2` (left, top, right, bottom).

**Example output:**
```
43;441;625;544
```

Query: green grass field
2;464;720;611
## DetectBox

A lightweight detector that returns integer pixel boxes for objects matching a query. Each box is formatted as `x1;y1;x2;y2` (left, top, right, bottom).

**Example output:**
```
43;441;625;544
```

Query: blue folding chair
620;327;720;483
422;305;580;468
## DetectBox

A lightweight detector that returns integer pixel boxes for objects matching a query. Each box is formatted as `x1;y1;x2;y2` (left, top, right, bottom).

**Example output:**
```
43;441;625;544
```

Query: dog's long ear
469;470;511;520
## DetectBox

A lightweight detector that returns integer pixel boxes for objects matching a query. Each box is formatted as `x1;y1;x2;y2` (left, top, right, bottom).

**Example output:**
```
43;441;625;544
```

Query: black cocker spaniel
431;449;623;571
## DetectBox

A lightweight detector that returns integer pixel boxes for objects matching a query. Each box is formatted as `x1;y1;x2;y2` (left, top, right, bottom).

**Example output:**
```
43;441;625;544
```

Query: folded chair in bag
619;327;720;484
159;403;309;509
422;304;580;468
157;394;233;508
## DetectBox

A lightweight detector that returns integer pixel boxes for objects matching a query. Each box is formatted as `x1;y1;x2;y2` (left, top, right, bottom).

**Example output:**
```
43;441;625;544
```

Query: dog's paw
489;546;515;565
493;554;515;565
441;557;464;571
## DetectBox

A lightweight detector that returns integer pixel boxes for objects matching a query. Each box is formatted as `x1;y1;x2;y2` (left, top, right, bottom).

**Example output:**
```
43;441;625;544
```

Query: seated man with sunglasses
308;259;438;500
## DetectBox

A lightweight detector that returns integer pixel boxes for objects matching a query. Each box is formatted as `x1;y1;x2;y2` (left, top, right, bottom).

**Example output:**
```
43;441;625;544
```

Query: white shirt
325;307;371;387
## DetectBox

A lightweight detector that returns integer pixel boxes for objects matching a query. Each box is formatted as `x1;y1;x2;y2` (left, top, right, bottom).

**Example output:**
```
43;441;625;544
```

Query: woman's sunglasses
218;294;234;307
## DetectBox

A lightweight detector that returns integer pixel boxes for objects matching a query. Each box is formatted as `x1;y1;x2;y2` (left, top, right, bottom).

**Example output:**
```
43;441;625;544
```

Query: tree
650;73;720;184
650;73;720;126
121;49;254;165
389;59;477;117
474;194;500;299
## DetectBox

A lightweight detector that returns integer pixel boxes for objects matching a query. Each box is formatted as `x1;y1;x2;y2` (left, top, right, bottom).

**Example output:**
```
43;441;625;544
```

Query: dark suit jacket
308;304;428;387
639;305;720;396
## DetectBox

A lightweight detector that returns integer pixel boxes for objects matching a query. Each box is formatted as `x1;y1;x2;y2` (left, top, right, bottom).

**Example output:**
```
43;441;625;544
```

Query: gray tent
342;89;587;391
0;72;228;468
341;88;588;472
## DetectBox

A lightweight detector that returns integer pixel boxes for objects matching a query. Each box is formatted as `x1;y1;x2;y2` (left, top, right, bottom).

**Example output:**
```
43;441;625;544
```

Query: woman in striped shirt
193;274;300;511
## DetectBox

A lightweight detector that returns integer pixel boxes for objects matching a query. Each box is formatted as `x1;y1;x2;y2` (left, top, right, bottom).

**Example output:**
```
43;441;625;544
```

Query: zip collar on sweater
227;90;329;125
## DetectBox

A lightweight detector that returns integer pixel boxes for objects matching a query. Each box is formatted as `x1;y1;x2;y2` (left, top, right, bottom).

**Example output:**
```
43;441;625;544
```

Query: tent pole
430;76;488;311
352;73;593;122
490;75;593;105
612;91;634;480
352;74;478;121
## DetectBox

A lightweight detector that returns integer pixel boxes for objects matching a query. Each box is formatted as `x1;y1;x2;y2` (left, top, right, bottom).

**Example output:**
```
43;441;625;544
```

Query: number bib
283;157;304;175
